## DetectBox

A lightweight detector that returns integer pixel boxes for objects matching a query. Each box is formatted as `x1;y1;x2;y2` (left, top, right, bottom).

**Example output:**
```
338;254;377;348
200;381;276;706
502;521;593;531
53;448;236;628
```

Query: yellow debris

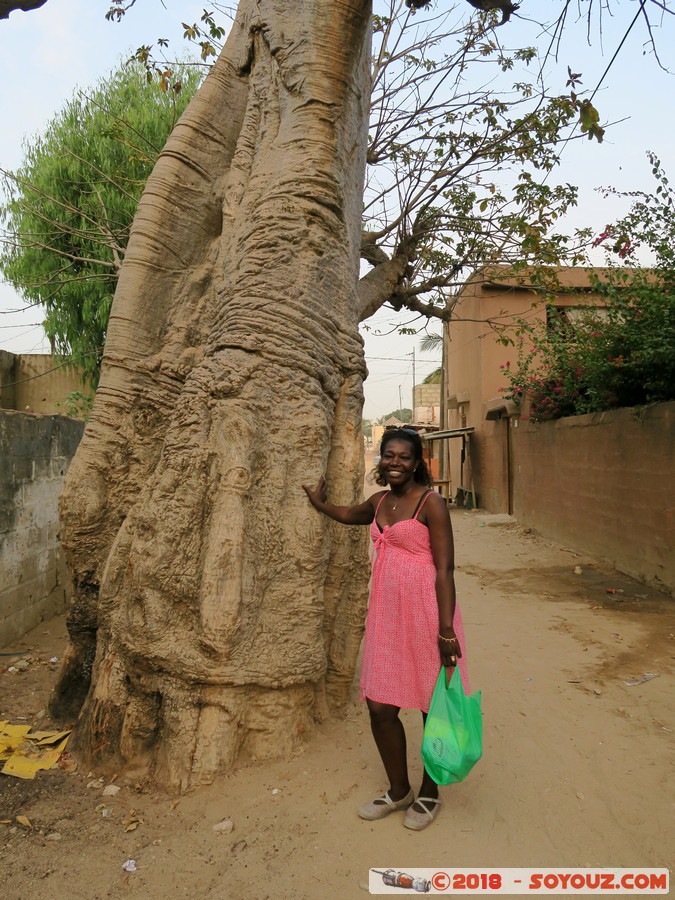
0;723;32;760
0;722;71;779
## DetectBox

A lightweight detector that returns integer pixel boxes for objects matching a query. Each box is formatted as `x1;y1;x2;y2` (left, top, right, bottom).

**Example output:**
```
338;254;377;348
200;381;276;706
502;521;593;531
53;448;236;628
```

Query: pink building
437;267;611;512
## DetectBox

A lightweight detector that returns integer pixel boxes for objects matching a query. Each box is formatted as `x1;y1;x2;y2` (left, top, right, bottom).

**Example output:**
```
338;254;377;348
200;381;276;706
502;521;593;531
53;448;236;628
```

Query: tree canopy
423;367;442;384
145;0;672;330
0;61;201;386
501;154;675;421
378;407;414;423
4;2;674;382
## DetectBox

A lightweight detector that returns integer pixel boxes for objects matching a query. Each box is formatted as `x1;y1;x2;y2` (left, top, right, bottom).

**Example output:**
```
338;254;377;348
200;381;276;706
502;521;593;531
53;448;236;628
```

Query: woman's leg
366;698;411;801
416;711;439;808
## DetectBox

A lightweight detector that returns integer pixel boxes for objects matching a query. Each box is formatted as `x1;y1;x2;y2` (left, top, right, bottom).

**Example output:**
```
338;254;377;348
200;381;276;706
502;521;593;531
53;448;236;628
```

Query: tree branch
358;252;409;321
0;0;47;19
389;290;457;322
359;209;438;320
360;230;391;266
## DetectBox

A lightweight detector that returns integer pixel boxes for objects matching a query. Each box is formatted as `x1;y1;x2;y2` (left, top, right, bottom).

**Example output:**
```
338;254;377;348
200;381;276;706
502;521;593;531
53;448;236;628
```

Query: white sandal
403;796;441;830
358;788;415;820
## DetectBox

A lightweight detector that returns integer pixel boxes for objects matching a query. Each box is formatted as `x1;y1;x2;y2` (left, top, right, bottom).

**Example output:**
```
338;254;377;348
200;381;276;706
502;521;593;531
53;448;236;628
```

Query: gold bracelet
438;633;459;644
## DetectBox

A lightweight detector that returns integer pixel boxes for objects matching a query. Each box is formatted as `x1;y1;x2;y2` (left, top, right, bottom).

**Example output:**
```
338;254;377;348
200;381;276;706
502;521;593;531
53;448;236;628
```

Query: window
546;305;608;340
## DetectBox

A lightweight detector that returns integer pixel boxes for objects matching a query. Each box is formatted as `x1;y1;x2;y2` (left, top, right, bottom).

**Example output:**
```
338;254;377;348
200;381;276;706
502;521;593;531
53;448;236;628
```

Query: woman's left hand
438;629;461;668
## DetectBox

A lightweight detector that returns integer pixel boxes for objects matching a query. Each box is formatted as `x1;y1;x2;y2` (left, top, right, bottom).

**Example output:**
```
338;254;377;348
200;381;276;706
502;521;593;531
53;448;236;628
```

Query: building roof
461;265;641;297
422;426;475;441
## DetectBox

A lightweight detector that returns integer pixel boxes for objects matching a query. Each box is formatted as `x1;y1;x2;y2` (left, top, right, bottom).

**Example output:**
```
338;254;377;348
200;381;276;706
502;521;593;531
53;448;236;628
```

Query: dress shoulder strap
412;489;433;520
374;491;389;516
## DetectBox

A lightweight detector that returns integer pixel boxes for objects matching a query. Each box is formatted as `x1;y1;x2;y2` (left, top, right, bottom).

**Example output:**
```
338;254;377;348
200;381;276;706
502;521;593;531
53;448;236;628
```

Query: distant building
371;416;404;451
413;383;440;426
435;267;614;511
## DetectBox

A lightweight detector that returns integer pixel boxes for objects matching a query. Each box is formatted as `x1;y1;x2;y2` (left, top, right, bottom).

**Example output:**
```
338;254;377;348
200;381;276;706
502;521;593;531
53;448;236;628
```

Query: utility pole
398;384;402;412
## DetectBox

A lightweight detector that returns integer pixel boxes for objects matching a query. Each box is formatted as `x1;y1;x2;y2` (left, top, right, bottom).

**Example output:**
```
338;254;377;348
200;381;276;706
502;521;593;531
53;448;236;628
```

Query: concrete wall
512;402;675;595
0;351;15;410
0;350;87;416
0;410;84;645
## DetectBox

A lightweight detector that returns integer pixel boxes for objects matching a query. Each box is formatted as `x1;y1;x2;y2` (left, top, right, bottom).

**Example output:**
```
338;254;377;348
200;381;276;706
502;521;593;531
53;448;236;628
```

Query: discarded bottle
373;869;431;893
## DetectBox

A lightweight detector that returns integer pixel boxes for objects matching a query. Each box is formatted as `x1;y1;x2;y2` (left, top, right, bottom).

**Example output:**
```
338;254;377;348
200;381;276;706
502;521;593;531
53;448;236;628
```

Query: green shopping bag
421;666;482;785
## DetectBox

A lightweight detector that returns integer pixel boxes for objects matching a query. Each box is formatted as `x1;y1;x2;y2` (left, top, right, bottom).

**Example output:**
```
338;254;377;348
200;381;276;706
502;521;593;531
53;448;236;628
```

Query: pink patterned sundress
359;490;469;712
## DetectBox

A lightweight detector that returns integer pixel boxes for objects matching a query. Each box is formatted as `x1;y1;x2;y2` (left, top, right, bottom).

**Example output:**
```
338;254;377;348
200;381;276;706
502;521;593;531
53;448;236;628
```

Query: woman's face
379;438;418;487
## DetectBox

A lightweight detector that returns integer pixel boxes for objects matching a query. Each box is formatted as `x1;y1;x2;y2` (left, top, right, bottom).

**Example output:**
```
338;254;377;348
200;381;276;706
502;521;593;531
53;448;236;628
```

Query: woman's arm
302;477;380;525
425;492;462;668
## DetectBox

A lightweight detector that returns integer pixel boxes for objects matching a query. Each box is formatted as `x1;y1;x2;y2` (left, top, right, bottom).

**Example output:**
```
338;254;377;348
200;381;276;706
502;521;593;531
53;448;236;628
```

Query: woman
302;428;469;831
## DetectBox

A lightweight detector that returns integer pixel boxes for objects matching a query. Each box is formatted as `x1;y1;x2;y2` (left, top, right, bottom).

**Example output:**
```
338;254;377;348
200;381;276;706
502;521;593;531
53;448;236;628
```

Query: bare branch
359;252;409;322
361;230;391;266
1;166;131;245
7;237;117;269
78;89;165;156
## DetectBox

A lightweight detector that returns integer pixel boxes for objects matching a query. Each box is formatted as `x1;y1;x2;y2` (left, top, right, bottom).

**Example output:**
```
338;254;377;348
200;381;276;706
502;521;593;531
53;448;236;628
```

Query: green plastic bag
421;667;482;785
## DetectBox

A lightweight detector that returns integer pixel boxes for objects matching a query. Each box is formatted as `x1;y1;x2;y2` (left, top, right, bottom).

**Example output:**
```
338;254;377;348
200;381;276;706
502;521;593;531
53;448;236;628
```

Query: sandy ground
1;507;674;900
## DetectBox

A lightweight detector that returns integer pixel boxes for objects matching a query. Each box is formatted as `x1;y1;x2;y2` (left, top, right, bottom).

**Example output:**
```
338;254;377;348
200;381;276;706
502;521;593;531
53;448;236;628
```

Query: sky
1;0;674;420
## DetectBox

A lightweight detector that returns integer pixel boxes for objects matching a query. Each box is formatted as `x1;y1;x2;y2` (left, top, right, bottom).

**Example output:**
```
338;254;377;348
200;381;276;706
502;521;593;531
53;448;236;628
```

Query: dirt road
1;509;673;899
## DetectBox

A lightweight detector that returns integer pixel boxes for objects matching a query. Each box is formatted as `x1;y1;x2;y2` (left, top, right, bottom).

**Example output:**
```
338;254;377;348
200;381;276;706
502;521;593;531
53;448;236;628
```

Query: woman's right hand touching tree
301;478;377;526
302;477;327;510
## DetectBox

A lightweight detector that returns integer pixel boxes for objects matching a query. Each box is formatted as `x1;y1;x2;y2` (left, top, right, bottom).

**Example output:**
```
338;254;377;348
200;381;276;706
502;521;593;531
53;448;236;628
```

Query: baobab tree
26;0;670;789
49;0;375;790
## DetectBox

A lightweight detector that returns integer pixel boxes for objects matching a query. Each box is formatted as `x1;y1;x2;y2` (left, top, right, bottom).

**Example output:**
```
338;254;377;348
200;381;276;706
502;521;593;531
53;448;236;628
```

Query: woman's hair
375;428;433;487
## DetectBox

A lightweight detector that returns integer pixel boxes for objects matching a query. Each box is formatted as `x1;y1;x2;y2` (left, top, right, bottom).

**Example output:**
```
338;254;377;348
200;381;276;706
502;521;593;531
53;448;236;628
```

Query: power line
545;0;648;179
366;355;440;362
0;325;43;346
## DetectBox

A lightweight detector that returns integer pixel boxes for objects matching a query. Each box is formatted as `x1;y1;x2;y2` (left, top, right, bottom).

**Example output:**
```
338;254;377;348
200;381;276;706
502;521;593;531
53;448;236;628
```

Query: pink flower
592;229;611;247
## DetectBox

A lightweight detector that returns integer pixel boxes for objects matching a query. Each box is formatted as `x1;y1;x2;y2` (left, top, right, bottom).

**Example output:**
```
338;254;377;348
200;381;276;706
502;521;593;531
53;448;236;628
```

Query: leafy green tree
423;367;442;384
0;61;202;386
419;333;443;353
378;407;413;423
501;154;675;421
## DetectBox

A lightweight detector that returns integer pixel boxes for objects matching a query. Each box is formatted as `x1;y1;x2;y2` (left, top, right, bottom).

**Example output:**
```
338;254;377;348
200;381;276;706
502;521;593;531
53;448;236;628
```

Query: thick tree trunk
50;0;373;790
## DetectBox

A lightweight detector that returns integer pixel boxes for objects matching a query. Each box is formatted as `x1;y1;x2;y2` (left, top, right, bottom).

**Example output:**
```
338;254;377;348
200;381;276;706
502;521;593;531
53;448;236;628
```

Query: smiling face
378;437;419;487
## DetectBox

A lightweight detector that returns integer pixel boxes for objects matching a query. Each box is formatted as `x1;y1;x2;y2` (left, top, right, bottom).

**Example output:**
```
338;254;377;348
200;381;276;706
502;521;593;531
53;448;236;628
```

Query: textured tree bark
50;0;373;790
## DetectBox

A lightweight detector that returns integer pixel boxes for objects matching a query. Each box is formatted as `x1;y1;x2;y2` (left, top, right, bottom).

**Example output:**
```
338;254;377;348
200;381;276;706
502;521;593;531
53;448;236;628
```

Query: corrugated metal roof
422;427;475;441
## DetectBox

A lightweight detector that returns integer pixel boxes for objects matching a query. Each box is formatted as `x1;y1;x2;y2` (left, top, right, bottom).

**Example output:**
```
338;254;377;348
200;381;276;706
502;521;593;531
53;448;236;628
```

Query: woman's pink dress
359;491;469;712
